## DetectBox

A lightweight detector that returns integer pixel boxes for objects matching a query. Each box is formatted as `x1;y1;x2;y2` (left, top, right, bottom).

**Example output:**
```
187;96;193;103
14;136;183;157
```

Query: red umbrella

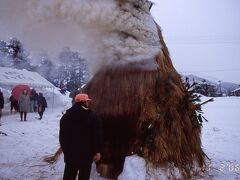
12;85;31;101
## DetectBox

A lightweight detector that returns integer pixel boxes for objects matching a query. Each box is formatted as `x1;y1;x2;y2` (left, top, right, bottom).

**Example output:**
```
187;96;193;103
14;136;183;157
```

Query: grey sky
151;0;240;84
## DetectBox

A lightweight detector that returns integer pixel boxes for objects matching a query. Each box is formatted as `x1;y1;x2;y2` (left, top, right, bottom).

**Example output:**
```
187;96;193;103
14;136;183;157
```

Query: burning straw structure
85;27;207;179
40;0;208;178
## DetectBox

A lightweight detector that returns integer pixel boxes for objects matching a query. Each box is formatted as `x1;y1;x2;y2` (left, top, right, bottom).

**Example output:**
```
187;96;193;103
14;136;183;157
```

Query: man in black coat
59;93;102;180
0;89;4;126
37;93;47;120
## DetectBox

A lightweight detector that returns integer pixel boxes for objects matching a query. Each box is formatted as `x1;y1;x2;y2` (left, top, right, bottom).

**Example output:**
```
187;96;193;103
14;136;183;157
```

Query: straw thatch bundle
84;25;207;179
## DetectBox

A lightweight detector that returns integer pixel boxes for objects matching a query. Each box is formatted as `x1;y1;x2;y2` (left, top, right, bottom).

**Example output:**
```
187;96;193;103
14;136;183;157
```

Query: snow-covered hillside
182;74;239;93
0;93;240;179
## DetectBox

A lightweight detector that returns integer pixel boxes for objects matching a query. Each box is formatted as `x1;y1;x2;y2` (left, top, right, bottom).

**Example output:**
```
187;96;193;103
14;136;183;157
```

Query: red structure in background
12;85;31;101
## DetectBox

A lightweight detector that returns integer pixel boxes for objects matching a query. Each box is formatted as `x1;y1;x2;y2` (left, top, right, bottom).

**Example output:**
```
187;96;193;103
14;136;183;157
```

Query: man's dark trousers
63;162;92;180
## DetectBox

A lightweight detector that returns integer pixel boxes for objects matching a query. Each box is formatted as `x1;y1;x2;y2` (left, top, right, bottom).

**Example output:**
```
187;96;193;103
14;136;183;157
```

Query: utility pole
218;80;222;96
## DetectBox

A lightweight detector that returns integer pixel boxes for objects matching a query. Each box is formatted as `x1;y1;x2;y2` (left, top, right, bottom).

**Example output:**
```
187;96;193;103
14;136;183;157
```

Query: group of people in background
18;88;48;121
0;87;47;123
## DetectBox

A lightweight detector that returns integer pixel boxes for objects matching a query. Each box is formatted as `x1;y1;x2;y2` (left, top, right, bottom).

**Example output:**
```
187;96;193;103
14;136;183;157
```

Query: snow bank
201;97;240;179
118;155;147;180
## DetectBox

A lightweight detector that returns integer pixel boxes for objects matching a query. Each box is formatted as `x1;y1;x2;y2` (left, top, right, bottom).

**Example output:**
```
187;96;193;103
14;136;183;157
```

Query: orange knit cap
75;93;92;102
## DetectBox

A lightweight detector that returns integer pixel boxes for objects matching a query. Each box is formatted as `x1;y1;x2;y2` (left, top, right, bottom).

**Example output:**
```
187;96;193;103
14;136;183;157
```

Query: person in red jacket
59;93;102;180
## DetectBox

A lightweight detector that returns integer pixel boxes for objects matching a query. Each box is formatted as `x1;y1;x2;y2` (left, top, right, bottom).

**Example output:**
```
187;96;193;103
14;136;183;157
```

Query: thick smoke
0;0;161;73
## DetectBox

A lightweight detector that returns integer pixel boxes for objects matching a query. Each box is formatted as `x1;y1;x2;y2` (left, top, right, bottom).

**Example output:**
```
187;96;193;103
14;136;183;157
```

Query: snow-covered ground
201;97;240;179
0;94;240;179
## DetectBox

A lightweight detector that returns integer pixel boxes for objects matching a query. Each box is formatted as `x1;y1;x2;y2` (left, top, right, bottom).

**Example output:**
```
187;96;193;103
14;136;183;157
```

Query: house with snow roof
232;87;240;96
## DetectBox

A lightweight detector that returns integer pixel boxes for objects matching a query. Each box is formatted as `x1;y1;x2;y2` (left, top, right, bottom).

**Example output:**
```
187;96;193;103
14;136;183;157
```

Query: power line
166;41;240;45
180;69;240;73
166;40;240;44
164;35;240;39
163;35;240;44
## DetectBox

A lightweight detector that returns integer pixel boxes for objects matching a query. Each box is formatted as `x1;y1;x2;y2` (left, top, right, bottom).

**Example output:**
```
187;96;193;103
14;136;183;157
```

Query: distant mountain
221;82;239;92
182;74;217;85
182;74;239;93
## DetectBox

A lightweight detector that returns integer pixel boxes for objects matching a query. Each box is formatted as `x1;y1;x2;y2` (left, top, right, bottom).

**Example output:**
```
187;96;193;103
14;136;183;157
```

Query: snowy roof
232;87;240;92
0;67;55;88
